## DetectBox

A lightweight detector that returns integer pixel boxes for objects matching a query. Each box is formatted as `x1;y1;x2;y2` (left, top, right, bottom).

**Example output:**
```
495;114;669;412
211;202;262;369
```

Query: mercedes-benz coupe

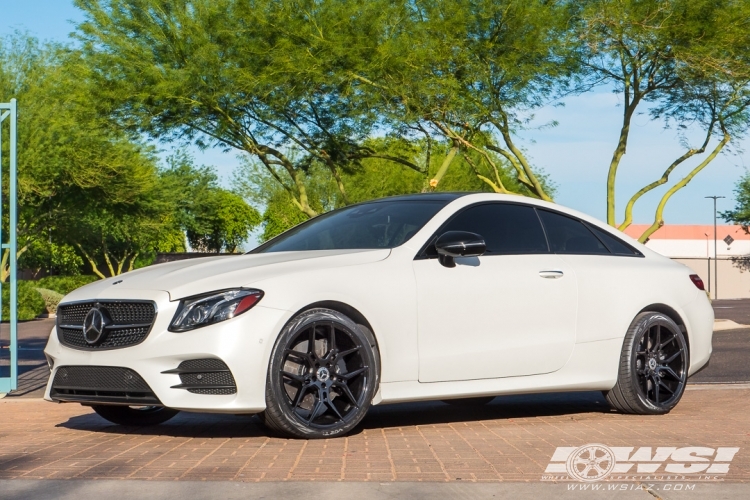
44;193;713;438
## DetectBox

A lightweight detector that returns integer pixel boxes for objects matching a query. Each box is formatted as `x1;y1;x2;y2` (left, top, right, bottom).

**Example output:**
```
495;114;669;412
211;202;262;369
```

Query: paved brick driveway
1;388;748;483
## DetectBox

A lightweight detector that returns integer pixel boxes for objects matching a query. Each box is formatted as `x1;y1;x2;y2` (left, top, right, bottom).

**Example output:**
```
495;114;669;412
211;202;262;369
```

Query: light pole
706;196;725;300
704;232;710;295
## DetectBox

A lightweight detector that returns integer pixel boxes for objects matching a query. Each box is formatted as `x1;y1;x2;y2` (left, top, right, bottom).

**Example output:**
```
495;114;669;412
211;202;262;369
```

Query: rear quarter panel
562;253;702;344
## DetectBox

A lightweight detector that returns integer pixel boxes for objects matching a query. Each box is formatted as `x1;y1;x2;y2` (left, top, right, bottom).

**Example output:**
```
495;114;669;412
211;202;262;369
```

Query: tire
441;397;495;406
91;405;179;426
604;312;689;415
262;308;380;439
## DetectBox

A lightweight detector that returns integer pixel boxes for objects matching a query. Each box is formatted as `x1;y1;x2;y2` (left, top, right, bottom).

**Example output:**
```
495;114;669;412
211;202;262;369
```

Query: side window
587;224;642;256
537;210;610;255
432;203;548;255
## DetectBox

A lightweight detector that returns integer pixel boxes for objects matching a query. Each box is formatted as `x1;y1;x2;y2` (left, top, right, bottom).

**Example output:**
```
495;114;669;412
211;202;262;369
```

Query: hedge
1;275;100;321
2;281;47;321
35;275;100;296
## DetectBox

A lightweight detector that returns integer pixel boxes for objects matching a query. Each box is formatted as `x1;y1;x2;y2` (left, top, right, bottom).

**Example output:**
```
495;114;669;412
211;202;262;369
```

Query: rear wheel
91;405;179;426
604;312;688;415
262;308;379;439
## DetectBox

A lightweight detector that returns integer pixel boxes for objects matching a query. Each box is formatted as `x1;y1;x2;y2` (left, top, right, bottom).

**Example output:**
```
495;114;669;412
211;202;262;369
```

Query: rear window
587;224;641;256
538;210;610;255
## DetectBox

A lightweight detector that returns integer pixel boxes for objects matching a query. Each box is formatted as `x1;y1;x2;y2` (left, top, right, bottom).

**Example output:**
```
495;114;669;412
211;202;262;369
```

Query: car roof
363;192;472;203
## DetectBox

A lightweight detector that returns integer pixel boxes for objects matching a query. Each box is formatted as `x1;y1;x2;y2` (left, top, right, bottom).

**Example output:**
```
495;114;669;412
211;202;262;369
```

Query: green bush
0;276;100;321
1;281;46;321
35;288;65;315
36;275;100;296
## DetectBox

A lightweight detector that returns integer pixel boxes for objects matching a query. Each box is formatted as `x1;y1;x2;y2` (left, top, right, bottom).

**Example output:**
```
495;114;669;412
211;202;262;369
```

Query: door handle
539;270;564;279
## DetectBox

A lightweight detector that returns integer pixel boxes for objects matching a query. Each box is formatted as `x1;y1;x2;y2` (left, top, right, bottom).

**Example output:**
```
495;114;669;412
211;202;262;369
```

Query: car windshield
253;200;447;253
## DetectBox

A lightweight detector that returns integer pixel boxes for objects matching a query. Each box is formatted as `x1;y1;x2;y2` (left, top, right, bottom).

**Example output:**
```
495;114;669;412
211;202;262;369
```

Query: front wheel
604;312;689;415
91;405;179;426
262;308;380;439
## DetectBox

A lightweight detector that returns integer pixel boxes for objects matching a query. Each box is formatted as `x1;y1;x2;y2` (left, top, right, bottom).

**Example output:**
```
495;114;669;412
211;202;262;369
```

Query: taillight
689;274;705;290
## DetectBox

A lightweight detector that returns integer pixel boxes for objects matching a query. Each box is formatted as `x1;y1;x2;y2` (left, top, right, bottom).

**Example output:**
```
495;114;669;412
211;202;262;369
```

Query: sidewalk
1;388;748;483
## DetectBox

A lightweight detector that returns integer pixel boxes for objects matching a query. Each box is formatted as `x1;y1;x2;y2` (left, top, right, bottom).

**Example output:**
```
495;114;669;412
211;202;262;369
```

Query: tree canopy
4;0;749;265
71;0;750;243
1;33;260;279
575;0;750;240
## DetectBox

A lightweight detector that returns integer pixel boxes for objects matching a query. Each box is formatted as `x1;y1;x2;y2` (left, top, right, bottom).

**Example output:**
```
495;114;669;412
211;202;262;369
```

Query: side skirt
377;338;622;404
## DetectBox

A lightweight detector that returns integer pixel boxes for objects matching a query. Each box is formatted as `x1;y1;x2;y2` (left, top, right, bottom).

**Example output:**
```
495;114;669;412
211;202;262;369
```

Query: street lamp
705;196;725;300
704;232;710;295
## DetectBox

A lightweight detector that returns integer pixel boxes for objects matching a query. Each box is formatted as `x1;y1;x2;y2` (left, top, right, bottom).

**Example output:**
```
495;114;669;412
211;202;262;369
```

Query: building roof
623;224;750;241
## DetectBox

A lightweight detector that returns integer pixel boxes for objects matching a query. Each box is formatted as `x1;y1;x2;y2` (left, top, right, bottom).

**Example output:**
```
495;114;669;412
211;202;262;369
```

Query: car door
412;202;578;383
536;209;647;344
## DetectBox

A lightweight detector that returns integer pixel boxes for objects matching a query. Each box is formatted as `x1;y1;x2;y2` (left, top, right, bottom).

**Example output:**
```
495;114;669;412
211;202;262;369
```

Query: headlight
169;288;264;332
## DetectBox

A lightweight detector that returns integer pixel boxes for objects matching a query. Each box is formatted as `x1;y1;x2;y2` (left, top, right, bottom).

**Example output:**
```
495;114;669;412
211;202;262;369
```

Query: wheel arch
293;301;373;334
637;303;690;352
291;301;382;369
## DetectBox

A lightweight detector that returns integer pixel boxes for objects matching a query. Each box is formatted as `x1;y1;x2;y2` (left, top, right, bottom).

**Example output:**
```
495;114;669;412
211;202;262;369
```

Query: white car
44;193;713;438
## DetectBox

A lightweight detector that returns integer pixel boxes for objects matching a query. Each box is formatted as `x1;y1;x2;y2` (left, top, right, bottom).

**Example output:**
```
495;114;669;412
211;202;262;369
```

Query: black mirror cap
435;231;486;267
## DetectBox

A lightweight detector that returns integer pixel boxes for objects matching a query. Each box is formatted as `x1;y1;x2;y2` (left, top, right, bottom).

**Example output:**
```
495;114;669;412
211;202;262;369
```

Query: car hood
63;249;391;302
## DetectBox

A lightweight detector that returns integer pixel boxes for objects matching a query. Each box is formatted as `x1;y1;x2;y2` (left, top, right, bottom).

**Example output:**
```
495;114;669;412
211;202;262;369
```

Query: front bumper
44;289;292;413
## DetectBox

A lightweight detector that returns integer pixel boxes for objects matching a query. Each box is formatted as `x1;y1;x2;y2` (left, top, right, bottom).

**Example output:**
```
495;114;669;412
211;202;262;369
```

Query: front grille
50;365;161;405
57;301;157;350
163;358;237;395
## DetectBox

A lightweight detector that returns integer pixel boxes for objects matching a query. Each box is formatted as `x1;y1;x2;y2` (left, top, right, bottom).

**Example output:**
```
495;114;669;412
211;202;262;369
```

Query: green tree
722;174;750;231
18;241;83;277
160;153;261;252
0;33;171;280
236;139;554;241
74;0;429;218
575;0;750;238
75;0;561;226
342;0;573;198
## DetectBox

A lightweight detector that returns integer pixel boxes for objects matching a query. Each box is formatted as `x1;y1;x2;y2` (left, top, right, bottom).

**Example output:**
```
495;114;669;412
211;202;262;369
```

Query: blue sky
3;0;748;226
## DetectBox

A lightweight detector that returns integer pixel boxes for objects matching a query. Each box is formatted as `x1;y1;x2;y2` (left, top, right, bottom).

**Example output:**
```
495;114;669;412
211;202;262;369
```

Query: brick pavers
1;389;748;482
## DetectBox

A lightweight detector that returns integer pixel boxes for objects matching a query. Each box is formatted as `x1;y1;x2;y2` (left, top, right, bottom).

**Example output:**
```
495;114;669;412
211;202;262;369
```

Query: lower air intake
163;358;237;395
50;365;161;405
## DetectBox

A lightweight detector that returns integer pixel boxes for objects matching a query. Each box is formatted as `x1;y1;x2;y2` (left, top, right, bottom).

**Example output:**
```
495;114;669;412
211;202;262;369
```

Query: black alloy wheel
91;405;179;426
263;308;379;438
605;312;689;414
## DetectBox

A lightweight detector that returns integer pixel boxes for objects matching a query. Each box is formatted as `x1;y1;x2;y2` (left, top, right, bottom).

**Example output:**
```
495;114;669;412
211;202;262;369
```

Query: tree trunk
127;253;139;272
606;98;639;226
428;144;459;191
638;132;730;242
75;244;107;280
619;125;713;231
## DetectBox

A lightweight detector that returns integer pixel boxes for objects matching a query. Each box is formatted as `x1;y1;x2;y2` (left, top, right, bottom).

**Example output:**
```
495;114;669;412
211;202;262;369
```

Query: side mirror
434;231;486;268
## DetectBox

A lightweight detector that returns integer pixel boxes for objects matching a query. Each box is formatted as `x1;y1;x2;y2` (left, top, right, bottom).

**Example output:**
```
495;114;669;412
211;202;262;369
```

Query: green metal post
10;98;17;391
0;106;4;390
0;98;18;394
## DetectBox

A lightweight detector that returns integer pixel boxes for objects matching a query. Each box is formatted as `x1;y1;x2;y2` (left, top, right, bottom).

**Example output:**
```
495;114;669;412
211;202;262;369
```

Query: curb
713;319;750;331
687;382;750;390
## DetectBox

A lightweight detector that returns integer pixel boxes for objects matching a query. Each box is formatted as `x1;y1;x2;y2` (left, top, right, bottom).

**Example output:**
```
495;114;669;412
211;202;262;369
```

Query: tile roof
623;224;750;240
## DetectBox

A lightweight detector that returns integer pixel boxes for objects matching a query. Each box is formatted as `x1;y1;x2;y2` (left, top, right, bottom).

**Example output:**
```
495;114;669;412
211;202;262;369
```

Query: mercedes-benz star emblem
83;308;109;345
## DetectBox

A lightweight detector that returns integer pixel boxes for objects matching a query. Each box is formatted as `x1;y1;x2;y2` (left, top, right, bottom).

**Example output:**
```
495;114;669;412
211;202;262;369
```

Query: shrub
1;281;46;321
36;275;100;296
35;288;65;315
0;275;100;321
